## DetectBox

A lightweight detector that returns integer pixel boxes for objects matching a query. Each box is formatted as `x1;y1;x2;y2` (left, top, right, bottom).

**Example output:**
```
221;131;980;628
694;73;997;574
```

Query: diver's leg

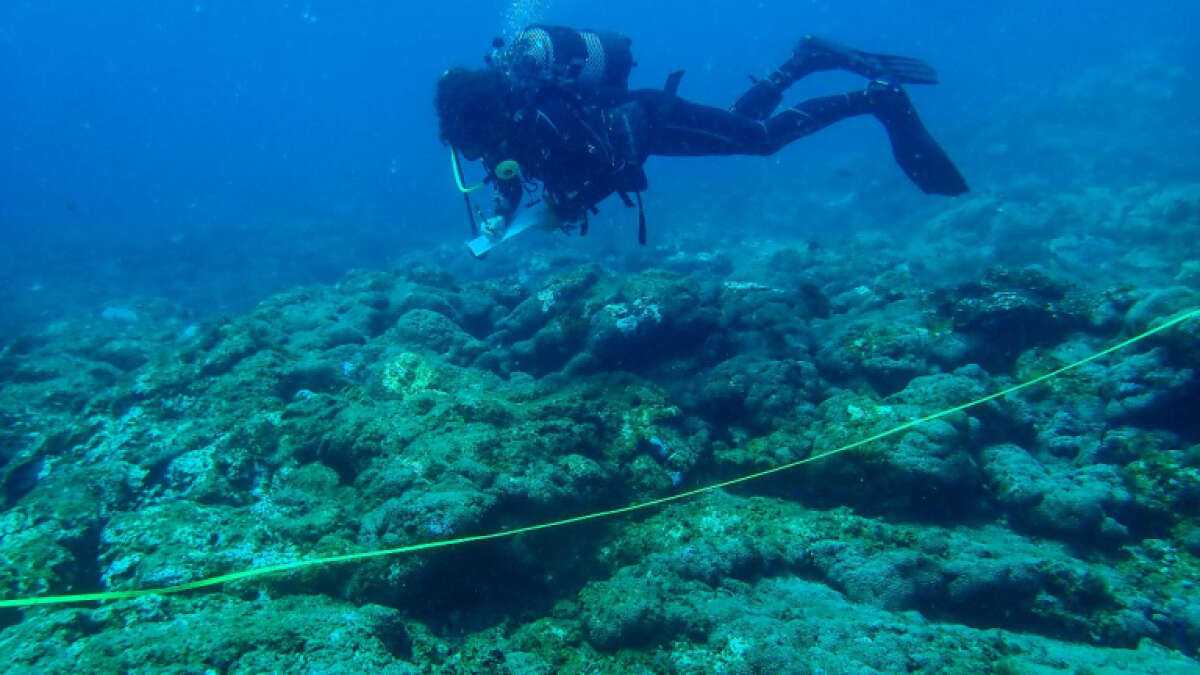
731;35;939;120
646;89;881;156
637;91;773;156
640;85;968;196
731;70;802;121
758;90;878;152
765;82;967;194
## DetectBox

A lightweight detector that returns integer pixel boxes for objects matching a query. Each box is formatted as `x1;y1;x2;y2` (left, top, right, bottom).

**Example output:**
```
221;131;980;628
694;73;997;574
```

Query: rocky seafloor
1;183;1199;673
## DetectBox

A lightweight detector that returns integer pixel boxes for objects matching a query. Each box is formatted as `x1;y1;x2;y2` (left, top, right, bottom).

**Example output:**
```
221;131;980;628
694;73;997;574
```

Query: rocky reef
1;181;1199;672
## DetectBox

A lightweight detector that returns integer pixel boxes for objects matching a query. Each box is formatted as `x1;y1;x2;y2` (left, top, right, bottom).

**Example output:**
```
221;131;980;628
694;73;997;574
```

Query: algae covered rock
0;595;415;672
690;355;821;432
939;266;1103;370
782;388;981;516
390;308;486;364
578;566;702;650
3;229;1200;673
587;269;718;370
493;263;605;344
815;305;944;396
980;443;1133;544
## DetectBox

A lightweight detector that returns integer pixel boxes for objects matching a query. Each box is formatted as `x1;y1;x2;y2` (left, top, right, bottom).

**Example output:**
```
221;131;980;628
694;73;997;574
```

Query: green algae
380;351;442;398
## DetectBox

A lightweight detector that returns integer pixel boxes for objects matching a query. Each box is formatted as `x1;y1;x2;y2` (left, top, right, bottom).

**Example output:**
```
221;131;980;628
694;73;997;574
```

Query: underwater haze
3;0;1197;327
2;0;1200;671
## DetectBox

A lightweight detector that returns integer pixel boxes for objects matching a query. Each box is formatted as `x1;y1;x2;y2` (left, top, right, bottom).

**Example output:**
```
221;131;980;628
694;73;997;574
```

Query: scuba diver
436;26;968;255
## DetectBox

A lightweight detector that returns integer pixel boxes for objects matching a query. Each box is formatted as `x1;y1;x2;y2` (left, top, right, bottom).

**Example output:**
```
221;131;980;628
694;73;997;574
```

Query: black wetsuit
487;70;964;225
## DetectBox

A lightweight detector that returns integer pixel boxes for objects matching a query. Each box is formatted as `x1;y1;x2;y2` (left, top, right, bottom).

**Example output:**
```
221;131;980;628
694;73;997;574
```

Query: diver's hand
481;215;508;241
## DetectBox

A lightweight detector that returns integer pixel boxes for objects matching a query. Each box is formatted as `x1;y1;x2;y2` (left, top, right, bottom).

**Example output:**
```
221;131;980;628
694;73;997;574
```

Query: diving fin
794;35;940;85
734;35;940;121
870;81;968;196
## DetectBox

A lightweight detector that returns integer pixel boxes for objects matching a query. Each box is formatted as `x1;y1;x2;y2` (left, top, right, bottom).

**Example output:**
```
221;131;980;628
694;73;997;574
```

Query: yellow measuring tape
2;308;1196;609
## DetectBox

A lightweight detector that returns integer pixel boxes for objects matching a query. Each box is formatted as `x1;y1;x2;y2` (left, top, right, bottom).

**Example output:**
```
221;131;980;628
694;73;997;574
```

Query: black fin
872;83;968;195
797;35;939;85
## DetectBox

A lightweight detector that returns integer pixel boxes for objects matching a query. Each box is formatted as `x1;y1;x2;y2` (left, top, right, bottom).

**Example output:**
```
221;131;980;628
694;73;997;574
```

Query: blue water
1;0;1197;323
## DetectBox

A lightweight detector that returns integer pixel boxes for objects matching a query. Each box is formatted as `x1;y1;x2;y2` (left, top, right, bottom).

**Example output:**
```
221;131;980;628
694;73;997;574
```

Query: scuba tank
488;25;635;95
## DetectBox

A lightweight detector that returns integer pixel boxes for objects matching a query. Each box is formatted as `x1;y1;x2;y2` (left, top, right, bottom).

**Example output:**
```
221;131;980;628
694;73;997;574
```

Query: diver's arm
479;164;524;240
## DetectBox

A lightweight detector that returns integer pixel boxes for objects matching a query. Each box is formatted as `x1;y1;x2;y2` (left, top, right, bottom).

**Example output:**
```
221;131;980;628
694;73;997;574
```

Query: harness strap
617;191;647;245
636;191;647;245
